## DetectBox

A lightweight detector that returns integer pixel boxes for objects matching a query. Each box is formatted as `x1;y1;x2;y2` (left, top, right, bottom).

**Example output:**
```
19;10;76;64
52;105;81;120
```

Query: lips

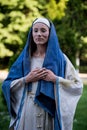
36;38;43;41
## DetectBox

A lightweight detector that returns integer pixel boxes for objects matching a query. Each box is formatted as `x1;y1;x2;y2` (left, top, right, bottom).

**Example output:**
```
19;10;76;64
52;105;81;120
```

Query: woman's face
32;23;50;45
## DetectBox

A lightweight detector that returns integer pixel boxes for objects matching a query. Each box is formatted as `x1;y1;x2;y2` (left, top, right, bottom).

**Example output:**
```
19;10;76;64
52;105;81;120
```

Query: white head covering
33;18;50;28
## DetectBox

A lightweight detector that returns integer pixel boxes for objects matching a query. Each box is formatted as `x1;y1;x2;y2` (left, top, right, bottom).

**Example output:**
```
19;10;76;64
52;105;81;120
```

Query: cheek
32;33;36;40
44;33;49;40
43;30;49;36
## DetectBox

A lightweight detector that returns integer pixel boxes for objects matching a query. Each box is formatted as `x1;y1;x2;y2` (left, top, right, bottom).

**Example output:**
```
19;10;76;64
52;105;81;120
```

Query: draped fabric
2;20;66;130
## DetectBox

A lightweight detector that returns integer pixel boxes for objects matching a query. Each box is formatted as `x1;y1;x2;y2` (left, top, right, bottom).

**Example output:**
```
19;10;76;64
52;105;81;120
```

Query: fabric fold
2;20;66;130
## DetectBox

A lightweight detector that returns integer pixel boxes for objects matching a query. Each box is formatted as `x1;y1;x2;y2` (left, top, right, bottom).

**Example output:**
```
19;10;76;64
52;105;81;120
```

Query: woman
2;18;83;130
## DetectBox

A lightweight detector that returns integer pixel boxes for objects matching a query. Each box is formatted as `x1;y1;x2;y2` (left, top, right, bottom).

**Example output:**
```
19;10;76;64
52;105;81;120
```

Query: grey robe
10;55;83;130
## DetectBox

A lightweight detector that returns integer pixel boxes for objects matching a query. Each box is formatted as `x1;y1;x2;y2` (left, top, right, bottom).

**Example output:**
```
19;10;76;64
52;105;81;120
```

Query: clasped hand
25;68;57;83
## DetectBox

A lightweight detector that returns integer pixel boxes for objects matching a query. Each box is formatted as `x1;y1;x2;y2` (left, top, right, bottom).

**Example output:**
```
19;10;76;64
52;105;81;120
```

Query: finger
31;68;48;79
38;70;48;77
33;69;46;75
41;67;46;70
40;73;48;79
34;71;47;79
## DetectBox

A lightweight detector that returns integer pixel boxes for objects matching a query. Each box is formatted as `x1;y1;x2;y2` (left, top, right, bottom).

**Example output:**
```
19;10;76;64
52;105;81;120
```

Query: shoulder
63;54;71;63
63;53;77;78
63;53;74;68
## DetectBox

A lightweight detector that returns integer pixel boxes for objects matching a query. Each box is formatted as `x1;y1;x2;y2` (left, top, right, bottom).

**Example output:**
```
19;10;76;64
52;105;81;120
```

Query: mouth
37;38;43;41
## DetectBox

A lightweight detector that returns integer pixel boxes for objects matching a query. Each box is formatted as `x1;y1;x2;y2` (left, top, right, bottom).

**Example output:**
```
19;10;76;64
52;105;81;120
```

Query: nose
37;31;41;36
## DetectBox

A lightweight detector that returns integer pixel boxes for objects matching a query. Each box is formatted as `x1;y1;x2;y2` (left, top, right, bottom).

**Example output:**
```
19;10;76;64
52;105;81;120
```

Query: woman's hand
25;68;48;83
42;69;57;83
25;68;57;83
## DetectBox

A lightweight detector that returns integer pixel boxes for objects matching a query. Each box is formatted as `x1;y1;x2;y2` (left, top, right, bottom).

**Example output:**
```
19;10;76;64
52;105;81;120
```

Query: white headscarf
33;18;50;28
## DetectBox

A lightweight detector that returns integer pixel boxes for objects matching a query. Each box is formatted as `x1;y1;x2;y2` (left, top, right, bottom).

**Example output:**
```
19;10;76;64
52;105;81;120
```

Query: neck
34;45;46;58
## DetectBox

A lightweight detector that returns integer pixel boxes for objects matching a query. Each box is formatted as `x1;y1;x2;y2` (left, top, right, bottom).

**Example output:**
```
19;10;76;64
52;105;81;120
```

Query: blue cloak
2;20;66;130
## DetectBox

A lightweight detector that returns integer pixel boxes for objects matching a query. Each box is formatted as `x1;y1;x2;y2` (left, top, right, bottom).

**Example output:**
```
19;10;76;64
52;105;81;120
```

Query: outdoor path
0;70;8;82
79;73;87;84
0;70;87;84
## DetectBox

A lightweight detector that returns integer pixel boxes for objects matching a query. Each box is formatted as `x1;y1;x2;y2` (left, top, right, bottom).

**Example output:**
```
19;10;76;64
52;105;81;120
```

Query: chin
36;42;46;45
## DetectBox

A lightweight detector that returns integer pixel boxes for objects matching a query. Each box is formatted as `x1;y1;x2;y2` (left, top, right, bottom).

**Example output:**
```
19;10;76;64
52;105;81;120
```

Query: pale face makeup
32;23;50;45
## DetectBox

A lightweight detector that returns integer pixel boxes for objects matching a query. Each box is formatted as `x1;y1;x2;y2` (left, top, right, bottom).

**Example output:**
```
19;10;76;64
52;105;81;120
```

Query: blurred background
0;0;87;130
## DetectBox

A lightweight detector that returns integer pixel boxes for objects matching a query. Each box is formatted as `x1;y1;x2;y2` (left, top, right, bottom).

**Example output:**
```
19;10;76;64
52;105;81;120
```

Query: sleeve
56;55;83;130
10;77;25;92
9;78;26;128
58;54;83;95
10;78;25;115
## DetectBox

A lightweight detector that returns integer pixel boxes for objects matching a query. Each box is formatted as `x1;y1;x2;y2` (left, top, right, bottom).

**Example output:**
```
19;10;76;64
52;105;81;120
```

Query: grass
0;82;10;130
0;82;87;130
73;85;87;130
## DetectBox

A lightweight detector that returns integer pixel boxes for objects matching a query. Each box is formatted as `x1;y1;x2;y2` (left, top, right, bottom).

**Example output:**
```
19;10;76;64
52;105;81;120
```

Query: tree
0;0;87;72
0;0;41;67
51;0;87;70
43;0;87;71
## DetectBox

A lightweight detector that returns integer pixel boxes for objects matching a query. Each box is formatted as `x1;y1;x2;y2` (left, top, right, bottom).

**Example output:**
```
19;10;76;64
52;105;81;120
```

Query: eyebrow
33;27;48;31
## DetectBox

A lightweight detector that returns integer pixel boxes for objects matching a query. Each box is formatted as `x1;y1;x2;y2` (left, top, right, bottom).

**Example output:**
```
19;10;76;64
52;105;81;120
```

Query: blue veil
2;19;66;130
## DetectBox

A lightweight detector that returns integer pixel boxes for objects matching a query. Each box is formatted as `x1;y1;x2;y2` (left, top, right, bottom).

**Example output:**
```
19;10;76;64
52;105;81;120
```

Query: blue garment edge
54;77;62;130
15;78;27;130
2;20;66;130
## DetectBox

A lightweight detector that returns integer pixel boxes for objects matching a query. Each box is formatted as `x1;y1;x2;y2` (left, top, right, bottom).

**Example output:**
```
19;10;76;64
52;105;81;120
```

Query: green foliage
53;0;87;66
0;83;7;112
65;0;87;63
0;44;13;58
73;85;87;130
0;0;41;59
0;0;87;69
46;0;69;20
0;82;10;130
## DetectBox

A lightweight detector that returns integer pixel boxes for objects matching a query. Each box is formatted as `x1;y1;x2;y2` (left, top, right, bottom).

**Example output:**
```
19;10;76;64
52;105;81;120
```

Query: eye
41;28;46;32
33;28;38;32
